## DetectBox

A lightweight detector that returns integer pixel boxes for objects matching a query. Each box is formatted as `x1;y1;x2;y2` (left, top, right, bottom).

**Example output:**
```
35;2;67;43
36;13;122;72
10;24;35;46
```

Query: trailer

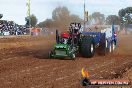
81;23;117;57
49;23;117;59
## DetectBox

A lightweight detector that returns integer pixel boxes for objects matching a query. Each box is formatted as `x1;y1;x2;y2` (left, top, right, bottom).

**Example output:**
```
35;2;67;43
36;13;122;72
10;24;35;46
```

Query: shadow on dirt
2;44;117;60
13;47;106;60
15;48;50;59
14;47;75;60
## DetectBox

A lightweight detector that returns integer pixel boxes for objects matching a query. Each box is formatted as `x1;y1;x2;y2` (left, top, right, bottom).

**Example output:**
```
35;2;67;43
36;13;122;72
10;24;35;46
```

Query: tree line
29;6;132;30
37;7;83;31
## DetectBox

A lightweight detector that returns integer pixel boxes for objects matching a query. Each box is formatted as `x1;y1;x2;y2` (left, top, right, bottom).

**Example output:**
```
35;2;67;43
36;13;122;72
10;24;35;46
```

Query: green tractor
49;23;81;59
49;22;99;59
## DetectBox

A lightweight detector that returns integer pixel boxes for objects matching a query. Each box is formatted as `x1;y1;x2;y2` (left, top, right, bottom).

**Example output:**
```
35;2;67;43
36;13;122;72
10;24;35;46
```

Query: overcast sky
0;0;131;25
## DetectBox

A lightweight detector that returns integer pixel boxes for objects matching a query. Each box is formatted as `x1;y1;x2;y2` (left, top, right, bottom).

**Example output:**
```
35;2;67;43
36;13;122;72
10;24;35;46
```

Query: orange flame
82;68;89;78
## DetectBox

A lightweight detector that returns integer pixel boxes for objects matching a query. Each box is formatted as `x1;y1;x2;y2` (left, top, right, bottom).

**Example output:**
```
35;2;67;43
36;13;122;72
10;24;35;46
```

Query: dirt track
0;34;132;88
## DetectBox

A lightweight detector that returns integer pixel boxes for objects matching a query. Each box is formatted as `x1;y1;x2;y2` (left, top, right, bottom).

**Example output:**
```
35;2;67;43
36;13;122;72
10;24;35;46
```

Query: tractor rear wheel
98;34;107;55
80;36;95;58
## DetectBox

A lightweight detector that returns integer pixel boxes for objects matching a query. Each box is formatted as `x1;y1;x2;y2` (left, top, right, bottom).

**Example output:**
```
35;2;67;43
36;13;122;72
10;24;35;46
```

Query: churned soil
0;34;132;88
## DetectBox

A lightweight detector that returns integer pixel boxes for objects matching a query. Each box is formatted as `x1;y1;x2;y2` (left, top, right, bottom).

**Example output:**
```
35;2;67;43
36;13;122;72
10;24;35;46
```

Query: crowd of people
0;20;29;36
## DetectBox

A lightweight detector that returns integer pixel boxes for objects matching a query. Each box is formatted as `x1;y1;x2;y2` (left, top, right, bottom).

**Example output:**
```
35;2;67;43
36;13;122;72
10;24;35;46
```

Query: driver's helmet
61;32;69;38
60;32;69;44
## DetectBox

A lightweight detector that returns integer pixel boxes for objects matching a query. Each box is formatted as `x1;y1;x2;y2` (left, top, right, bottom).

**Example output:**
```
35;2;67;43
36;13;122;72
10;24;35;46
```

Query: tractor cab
56;22;82;45
69;23;82;45
69;22;81;35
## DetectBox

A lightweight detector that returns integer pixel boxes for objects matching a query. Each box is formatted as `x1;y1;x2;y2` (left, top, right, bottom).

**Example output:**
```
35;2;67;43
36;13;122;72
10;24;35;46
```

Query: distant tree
118;7;132;25
0;14;3;19
106;15;119;25
52;6;70;30
70;14;83;23
92;12;105;25
30;14;38;27
43;19;53;28
37;22;43;28
38;6;83;31
52;7;70;22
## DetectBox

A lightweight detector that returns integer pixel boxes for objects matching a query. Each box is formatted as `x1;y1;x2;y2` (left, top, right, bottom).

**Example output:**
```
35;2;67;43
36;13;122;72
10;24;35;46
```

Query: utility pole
26;0;31;27
84;0;88;31
84;0;86;31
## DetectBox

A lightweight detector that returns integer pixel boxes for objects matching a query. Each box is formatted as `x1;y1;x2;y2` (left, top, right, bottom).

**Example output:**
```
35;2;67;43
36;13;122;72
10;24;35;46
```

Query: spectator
0;20;29;36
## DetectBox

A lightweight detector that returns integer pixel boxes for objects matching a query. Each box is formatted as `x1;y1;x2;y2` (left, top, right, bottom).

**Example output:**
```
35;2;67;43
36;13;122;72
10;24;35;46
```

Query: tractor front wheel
70;53;76;60
49;51;54;59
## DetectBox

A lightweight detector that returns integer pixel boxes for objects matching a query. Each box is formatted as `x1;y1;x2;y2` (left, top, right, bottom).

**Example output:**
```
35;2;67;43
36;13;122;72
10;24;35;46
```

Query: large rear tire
80;36;95;58
98;33;107;55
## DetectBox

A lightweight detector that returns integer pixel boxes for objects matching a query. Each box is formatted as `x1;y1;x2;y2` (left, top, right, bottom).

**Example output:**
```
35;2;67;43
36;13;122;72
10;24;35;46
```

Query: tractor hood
54;44;68;49
52;44;69;58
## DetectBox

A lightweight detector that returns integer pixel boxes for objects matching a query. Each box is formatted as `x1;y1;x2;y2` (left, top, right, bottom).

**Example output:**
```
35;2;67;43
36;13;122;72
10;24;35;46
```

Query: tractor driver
60;32;69;44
